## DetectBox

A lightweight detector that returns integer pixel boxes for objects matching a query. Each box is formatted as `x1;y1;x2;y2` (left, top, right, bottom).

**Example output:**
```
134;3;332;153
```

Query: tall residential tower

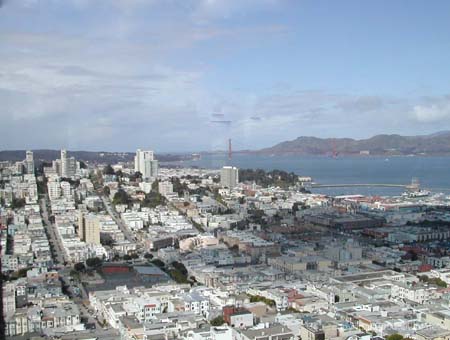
25;150;34;174
134;149;158;180
220;166;239;189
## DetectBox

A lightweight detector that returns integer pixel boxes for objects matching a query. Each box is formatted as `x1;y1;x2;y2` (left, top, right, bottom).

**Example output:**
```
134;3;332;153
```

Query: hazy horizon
1;129;450;154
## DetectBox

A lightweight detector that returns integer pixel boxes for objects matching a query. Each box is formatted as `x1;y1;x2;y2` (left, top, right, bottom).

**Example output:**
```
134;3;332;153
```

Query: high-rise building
47;180;61;200
24;151;34;174
15;161;24;174
57;149;78;178
158;181;174;197
61;149;68;178
220;166;239;189
85;215;100;245
134;149;158;180
67;156;77;177
52;160;61;176
78;210;85;240
80;214;100;245
60;181;72;198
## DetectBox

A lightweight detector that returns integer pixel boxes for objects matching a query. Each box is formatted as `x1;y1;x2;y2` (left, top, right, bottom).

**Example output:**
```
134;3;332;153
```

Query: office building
220;166;239;189
134;149;158;180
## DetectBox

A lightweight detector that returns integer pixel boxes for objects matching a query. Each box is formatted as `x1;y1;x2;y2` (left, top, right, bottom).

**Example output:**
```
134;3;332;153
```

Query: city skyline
1;0;450;152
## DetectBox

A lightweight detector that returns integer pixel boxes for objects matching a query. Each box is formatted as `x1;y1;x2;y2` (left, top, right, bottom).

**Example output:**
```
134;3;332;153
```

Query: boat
403;190;431;198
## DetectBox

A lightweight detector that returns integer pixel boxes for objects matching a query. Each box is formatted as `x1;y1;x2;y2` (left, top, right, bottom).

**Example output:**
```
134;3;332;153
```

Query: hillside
257;131;450;156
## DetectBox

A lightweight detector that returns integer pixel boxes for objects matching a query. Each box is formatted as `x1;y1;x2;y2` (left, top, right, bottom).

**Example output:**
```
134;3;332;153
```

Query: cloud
335;96;385;112
413;100;450;123
0;0;448;151
210;120;232;125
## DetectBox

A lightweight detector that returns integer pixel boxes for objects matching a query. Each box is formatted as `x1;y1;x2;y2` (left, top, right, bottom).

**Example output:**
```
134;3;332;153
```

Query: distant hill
0;150;190;164
257;131;450;156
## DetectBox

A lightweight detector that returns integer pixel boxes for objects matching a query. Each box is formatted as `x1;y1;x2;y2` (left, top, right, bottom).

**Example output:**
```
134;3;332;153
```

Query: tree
79;161;87;169
103;164;115;175
169;269;189;283
103;186;111;196
130;171;142;182
113;189;130;205
142;191;166;208
115;169;123;178
100;234;115;247
210;315;225;326
152;179;160;193
144;253;154;260
238;168;299;188
74;262;86;272
386;334;404;340
248;294;276;307
86;257;103;268
172;261;188;276
171;177;189;197
11;197;26;209
419;275;429;282
151;259;165;268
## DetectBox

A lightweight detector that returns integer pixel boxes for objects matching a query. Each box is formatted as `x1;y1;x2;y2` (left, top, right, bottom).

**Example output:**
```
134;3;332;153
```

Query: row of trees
239;168;299;188
419;275;448;288
386;334;414;340
248;294;276;307
111;181;166;208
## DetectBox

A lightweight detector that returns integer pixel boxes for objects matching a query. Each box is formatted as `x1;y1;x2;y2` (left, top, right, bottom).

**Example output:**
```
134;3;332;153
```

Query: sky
1;0;450;152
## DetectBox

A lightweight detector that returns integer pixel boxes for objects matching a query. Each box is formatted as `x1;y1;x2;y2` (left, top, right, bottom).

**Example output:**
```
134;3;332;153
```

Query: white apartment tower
47;180;61;200
220;166;239;189
60;149;68;178
25;150;34;174
134;149;158;180
58;149;78;178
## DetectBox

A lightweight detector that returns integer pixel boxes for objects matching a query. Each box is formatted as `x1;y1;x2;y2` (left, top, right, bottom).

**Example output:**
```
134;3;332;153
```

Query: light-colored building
60;181;72;198
58;149;78;178
159;181;174;197
78;212;100;245
61;149;68;178
47;180;61;200
84;214;100;245
135;149;158;179
25;150;34;174
220;166;239;189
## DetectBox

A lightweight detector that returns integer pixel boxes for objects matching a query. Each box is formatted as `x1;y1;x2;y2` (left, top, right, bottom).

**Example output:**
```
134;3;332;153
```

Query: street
40;196;68;265
100;195;136;243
